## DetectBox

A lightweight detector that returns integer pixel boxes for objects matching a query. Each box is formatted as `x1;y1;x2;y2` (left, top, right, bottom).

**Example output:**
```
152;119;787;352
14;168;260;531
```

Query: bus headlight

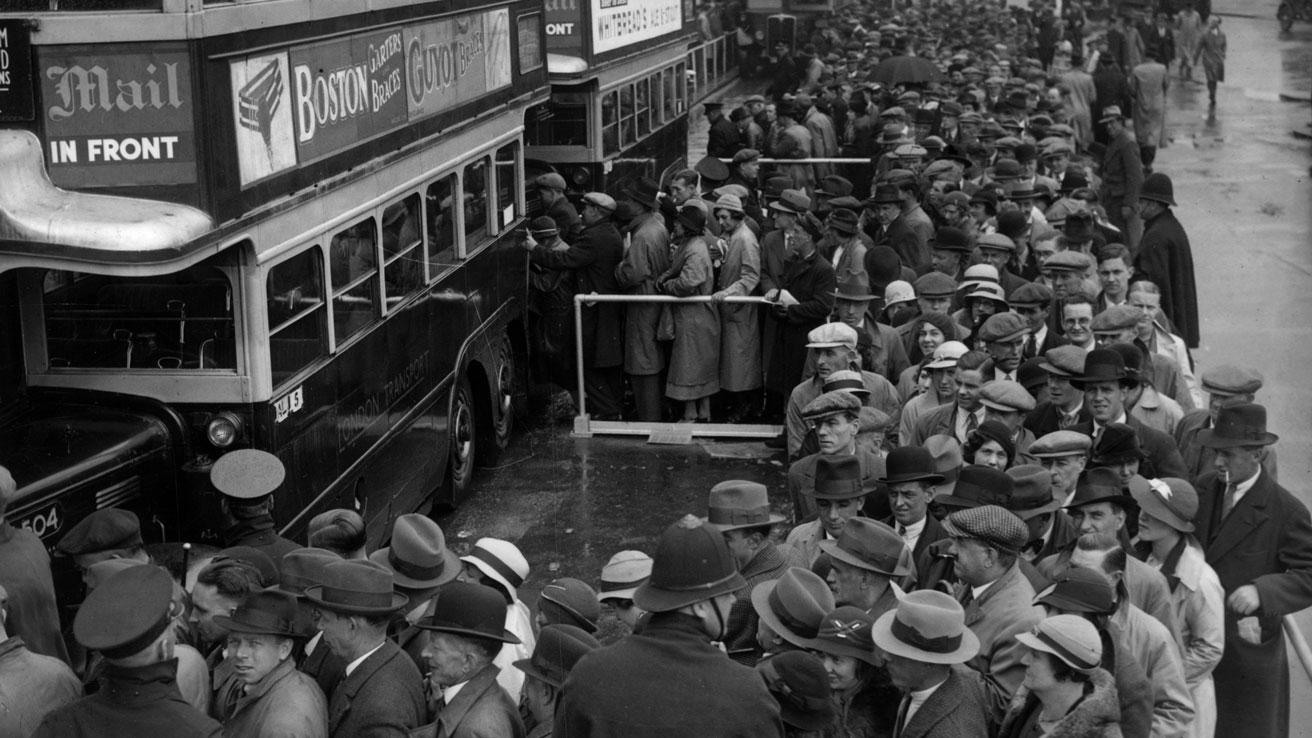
571;167;591;186
206;412;243;447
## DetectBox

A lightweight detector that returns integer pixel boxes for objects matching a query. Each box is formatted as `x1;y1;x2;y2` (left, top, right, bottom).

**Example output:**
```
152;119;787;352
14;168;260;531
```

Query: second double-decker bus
525;0;698;197
0;0;549;552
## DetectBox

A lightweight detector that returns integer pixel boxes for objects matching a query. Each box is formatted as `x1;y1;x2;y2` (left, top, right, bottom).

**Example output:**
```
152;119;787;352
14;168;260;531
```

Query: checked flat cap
942;505;1028;553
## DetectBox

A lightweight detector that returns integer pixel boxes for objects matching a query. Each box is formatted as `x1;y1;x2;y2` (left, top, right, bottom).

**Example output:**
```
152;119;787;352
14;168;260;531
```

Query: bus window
649;73;664;127
619;85;636;146
426;174;459;279
676;62;688;115
463;158;490;245
43;255;236;371
495;143;520;231
661;71;677;123
635;78;651;137
525;91;589;147
601;91;619;157
382;194;424;306
267;247;327;384
329;218;379;343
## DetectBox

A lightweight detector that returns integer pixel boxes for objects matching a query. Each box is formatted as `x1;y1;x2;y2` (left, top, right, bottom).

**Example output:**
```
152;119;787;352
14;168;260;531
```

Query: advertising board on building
39;43;197;187
0;20;35;122
590;0;683;55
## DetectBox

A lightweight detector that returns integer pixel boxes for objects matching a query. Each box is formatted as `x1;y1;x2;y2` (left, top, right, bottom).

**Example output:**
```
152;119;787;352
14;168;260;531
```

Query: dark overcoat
1070;416;1187;480
764;251;835;395
328;639;427;738
555;612;784;737
531;220;625;369
868;216;929;275
32;659;223;738
1193;469;1312;738
1134;208;1199;348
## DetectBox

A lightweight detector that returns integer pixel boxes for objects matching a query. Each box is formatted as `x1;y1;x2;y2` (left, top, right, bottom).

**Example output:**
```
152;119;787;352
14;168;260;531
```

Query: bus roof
0;131;214;270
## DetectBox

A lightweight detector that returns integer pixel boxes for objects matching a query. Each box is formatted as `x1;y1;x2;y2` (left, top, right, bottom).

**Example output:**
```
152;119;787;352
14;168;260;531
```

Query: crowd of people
0;2;1293;738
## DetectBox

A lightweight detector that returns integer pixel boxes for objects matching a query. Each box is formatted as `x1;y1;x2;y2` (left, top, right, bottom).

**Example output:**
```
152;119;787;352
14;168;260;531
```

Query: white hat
883;280;916;306
1015;614;1103;674
597;550;653;602
925;341;969;370
806;322;859;349
460;538;529;599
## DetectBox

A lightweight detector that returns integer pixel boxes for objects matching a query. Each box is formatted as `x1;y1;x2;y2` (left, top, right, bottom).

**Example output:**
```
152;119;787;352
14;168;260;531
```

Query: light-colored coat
1130;384;1184;436
1145;538;1224;738
660;235;720;400
216;658;328;738
717;222;762;392
1111;602;1195;738
1131;61;1169;149
614;211;670;376
962;563;1044;719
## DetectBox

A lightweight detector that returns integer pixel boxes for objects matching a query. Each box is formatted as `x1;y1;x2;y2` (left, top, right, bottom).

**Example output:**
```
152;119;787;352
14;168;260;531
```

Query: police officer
211;450;299;570
32;565;224;738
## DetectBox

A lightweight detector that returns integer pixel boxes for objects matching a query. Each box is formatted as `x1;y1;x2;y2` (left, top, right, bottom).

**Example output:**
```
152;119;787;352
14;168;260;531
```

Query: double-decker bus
0;0;549;551
525;0;698;197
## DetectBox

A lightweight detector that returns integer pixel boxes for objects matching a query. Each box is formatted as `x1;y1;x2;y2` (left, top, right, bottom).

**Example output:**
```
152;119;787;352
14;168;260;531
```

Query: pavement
438;0;1312;719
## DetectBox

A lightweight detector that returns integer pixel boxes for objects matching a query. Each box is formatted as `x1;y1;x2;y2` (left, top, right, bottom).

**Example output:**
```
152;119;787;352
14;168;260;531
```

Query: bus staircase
687;32;743;108
569;294;779;443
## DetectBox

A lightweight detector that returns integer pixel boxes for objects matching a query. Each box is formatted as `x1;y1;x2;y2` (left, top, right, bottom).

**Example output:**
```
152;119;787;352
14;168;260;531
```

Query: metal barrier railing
570;293;781;439
1285;617;1312;683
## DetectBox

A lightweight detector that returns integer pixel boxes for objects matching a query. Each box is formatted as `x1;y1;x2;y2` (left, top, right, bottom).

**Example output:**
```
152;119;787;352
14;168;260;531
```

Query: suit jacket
531;220;625;369
1194;469;1312;738
868;216;929;274
1099;128;1143;202
409;664;523;738
899;667;993;738
328;640;427;738
882;512;950;566
300;637;346;700
1023;401;1092;437
1071;415;1187;480
962;564;1044;716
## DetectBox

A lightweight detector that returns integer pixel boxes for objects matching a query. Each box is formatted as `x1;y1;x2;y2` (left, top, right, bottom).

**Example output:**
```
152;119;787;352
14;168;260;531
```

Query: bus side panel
0;272;23;408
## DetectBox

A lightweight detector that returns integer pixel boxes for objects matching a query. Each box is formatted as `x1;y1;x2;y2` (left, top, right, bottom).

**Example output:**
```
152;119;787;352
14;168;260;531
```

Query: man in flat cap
411;582;525;738
1192;402;1312;738
704;481;804;665
1097;106;1144;248
1008;282;1067;360
557;515;784;737
306;560;426;738
34;566;224;738
1024;345;1091;436
515;624;599;738
0;466;69;665
211;449;299;569
705;101;741;158
1174;365;1276;483
525;192;626;419
533;173;582;243
940;505;1043;711
211;590;327;738
978;313;1030;384
979;380;1039;464
1029;430;1092;508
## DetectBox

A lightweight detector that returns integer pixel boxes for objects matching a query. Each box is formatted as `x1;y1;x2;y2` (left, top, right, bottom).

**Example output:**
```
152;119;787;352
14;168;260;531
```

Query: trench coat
962;563;1044;718
327;640;427;738
803;107;839;180
214;658;328;738
408;664;523;738
614;211;670;376
659;234;720;400
770;123;815;194
531;220;625;369
1060;69;1098;149
1036;544;1181;645
1193;468;1312;738
1134;208;1199;349
1131;61;1169;149
717;222;763;392
32;659;223;738
1194;29;1226;83
1111;602;1195;738
0;636;81;738
555;612;784;737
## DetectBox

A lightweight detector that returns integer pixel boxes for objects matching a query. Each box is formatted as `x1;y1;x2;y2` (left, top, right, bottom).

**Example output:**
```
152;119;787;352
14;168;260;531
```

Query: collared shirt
304;631;322;657
1058;399;1084;428
344;641;386;678
1227;467;1261;508
898;517;927;553
1092;411;1128;439
904;676;950;728
954;406;986;444
970;578;997;602
442;678;469;707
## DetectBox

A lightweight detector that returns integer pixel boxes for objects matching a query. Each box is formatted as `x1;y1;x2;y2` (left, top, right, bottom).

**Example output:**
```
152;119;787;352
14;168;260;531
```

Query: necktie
1222;482;1239;519
894;694;912;738
965;412;979;436
1059;411;1077;430
959;587;974;607
897;524;908;539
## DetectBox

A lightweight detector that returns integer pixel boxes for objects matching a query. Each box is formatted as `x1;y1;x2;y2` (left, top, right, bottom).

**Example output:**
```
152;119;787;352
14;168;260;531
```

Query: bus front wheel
491;330;516;454
447;378;477;500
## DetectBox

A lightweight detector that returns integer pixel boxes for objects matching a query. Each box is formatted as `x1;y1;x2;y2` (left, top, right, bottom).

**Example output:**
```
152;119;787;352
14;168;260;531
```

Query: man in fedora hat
1036;468;1179;640
939;505;1043;706
871;590;991;738
33;566;225;738
727;149;764;221
788;452;878;566
1023;346;1091;436
515;625;599;738
1090;422;1154;484
704;101;741;158
614;177;671;422
1191;401;1312;738
557;515;783;737
1133;172;1198;349
1067;348;1187;481
751;568;836;657
532;173;581;242
191;557;266;666
305;560;425;738
278;547;346;696
831;268;911;383
1174;365;1277;483
1005;464;1075;570
210;590;327;738
1095;340;1190;436
411;582;525;738
755;651;837;733
1132;477;1224;738
712;193;765;423
788;393;889;523
880;447;950;564
865;183;929;274
1097;106;1144;248
819;517;912;619
459;539;535;700
703;480;803;665
369;514;461;671
210;449;300;570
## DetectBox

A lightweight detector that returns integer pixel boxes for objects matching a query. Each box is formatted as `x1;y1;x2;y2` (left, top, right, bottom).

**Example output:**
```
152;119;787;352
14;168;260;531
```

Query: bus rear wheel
447;378;477;500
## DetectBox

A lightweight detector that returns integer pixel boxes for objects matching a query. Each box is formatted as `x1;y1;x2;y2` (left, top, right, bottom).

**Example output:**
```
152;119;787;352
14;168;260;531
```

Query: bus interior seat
199;337;237;369
47;337;132;368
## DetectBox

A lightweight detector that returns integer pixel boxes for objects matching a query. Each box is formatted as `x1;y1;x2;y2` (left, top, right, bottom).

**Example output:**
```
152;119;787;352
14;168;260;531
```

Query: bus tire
447;377;477;500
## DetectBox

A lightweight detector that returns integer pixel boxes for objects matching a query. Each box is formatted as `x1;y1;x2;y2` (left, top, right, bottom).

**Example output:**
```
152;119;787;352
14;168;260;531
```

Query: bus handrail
570;293;778;438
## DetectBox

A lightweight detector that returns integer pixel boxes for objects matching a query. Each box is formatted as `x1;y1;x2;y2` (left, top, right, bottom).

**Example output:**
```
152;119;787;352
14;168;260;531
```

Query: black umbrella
870;55;945;86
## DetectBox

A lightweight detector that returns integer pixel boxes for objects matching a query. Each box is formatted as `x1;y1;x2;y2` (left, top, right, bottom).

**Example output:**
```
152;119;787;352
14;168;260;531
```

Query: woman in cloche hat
809;606;899;738
998;615;1123;738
